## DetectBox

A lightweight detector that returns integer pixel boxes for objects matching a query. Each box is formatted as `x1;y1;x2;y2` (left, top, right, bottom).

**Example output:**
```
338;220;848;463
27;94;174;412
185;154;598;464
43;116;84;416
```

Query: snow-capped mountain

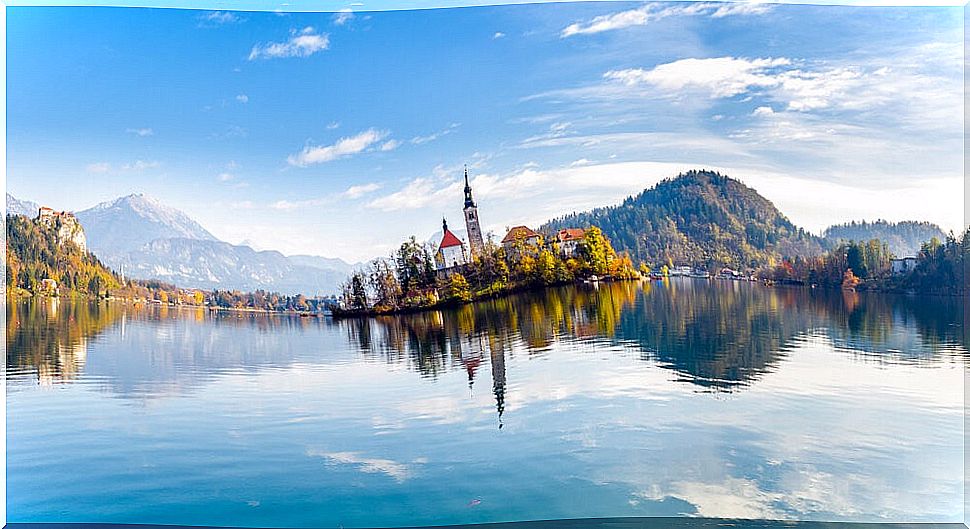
6;193;40;217
76;194;218;259
9;192;354;295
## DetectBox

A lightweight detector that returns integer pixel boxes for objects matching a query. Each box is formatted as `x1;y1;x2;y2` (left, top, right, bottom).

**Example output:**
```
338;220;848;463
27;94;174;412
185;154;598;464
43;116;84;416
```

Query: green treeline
6;214;120;297
763;231;968;294
822;220;945;257
6;214;333;311
338;225;639;314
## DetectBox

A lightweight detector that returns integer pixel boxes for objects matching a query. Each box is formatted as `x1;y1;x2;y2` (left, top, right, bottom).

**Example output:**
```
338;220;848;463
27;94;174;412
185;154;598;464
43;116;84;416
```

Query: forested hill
822;220;945;258
6;214;120;296
541;170;822;270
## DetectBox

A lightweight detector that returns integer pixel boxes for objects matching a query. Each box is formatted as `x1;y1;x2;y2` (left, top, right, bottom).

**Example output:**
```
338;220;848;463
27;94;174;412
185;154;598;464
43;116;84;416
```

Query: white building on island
435;218;468;276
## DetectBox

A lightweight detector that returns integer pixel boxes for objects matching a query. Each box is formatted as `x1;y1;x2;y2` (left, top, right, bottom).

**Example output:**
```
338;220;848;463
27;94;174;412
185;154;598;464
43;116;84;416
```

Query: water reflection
7;280;965;398
338;280;965;393
6;281;966;525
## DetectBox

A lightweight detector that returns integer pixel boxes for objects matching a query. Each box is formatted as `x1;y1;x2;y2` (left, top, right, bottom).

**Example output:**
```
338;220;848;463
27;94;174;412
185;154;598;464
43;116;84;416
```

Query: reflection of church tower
490;344;507;429
463;166;485;258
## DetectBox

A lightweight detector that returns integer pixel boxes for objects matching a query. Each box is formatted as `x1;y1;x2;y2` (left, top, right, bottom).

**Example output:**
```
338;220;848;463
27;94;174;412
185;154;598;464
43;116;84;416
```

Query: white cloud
287;129;389;166
236;94;249;103
198;11;243;27
561;2;772;38
344;183;382;199
271;197;329;210
217;172;234;182
380;139;401;152
248;27;330;60
604;57;792;98
332;9;354;26
410;123;460;145
493;32;506;39
753;106;775;116
126;127;154;137
326;121;340;130
86;162;111;174
122;160;160;171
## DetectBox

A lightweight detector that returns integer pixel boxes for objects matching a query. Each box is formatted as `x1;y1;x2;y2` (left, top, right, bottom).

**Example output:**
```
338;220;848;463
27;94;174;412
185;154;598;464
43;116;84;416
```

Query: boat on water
689;271;711;279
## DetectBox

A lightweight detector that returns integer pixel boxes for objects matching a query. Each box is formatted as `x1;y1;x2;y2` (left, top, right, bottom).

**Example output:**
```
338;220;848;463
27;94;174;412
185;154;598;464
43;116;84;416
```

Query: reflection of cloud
307;449;418;482
638;477;784;519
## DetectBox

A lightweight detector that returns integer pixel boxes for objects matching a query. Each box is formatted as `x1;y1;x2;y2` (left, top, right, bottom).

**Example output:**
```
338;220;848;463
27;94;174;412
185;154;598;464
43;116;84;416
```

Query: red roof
439;228;464;249
501;226;540;244
558;228;586;242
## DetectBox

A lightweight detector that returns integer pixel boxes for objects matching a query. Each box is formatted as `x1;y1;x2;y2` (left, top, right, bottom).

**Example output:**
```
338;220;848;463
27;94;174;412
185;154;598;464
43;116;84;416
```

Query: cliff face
37;210;87;252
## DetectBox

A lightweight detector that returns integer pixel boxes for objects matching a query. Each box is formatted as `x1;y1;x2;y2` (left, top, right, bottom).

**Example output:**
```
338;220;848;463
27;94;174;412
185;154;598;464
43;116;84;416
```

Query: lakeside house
556;228;586;257
890;256;918;276
501;226;542;257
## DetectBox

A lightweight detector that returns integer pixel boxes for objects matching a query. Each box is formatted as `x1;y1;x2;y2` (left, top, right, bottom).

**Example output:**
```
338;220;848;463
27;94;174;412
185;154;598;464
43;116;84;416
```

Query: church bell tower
462;166;485;258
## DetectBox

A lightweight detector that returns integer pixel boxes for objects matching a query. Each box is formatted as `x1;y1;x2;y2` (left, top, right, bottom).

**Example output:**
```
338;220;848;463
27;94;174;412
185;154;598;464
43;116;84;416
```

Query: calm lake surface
6;279;967;527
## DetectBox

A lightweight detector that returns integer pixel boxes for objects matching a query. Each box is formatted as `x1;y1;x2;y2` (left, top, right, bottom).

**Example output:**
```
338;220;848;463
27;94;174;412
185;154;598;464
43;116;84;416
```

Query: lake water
6;279;967;527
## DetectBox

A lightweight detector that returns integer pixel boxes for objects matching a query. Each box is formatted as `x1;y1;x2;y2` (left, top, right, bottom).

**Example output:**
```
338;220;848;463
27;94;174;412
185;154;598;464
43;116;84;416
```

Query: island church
435;167;485;276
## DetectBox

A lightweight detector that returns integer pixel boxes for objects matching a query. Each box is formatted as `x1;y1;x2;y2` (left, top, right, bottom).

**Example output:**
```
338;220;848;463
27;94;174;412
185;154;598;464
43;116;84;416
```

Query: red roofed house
556;228;586;257
501;226;542;256
435;218;468;275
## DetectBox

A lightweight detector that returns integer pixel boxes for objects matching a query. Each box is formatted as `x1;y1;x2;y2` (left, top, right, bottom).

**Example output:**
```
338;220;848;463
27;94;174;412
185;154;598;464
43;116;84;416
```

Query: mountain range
8;171;946;292
6;192;354;296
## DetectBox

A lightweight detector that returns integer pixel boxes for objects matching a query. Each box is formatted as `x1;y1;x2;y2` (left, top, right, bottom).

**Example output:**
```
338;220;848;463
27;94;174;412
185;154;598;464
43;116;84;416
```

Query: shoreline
5;289;329;317
331;276;639;319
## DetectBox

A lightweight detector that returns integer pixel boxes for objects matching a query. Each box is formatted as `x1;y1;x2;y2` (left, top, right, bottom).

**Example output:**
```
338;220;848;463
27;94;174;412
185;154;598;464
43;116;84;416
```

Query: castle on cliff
37;207;87;252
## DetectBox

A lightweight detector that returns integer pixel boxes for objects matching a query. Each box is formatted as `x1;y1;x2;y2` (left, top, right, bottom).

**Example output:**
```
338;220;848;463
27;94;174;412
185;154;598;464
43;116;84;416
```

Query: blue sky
6;2;964;262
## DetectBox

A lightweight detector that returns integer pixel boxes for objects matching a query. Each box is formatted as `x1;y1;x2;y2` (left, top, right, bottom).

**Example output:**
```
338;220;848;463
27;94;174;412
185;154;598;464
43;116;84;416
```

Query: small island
334;169;640;317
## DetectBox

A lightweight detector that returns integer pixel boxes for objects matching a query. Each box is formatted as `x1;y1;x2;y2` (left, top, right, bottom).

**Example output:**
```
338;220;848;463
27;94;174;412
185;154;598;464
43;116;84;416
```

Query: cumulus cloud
601;56;939;116
126;127;154;137
236;94;249;103
287;129;389;166
493;32;506;39
561;2;771;37
605;57;792;98
380;139;401;152
248;27;330;60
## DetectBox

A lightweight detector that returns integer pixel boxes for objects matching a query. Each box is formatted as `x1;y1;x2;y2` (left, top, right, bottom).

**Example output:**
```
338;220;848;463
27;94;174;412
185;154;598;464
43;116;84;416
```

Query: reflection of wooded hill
6;299;122;384
346;281;966;394
615;280;825;389
815;290;966;361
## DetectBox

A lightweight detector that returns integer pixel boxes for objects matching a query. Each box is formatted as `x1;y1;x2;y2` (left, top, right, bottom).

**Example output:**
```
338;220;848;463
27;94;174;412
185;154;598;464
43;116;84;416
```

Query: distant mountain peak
76;194;218;260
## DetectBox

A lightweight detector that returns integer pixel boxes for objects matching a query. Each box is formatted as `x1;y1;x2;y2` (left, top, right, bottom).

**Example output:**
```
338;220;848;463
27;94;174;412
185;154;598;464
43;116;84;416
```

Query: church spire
463;165;476;209
442;217;448;232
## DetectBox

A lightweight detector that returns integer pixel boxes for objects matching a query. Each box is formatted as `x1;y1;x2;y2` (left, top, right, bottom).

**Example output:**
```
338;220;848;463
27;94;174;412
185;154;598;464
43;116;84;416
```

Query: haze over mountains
7;170;949;293
6;192;354;296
